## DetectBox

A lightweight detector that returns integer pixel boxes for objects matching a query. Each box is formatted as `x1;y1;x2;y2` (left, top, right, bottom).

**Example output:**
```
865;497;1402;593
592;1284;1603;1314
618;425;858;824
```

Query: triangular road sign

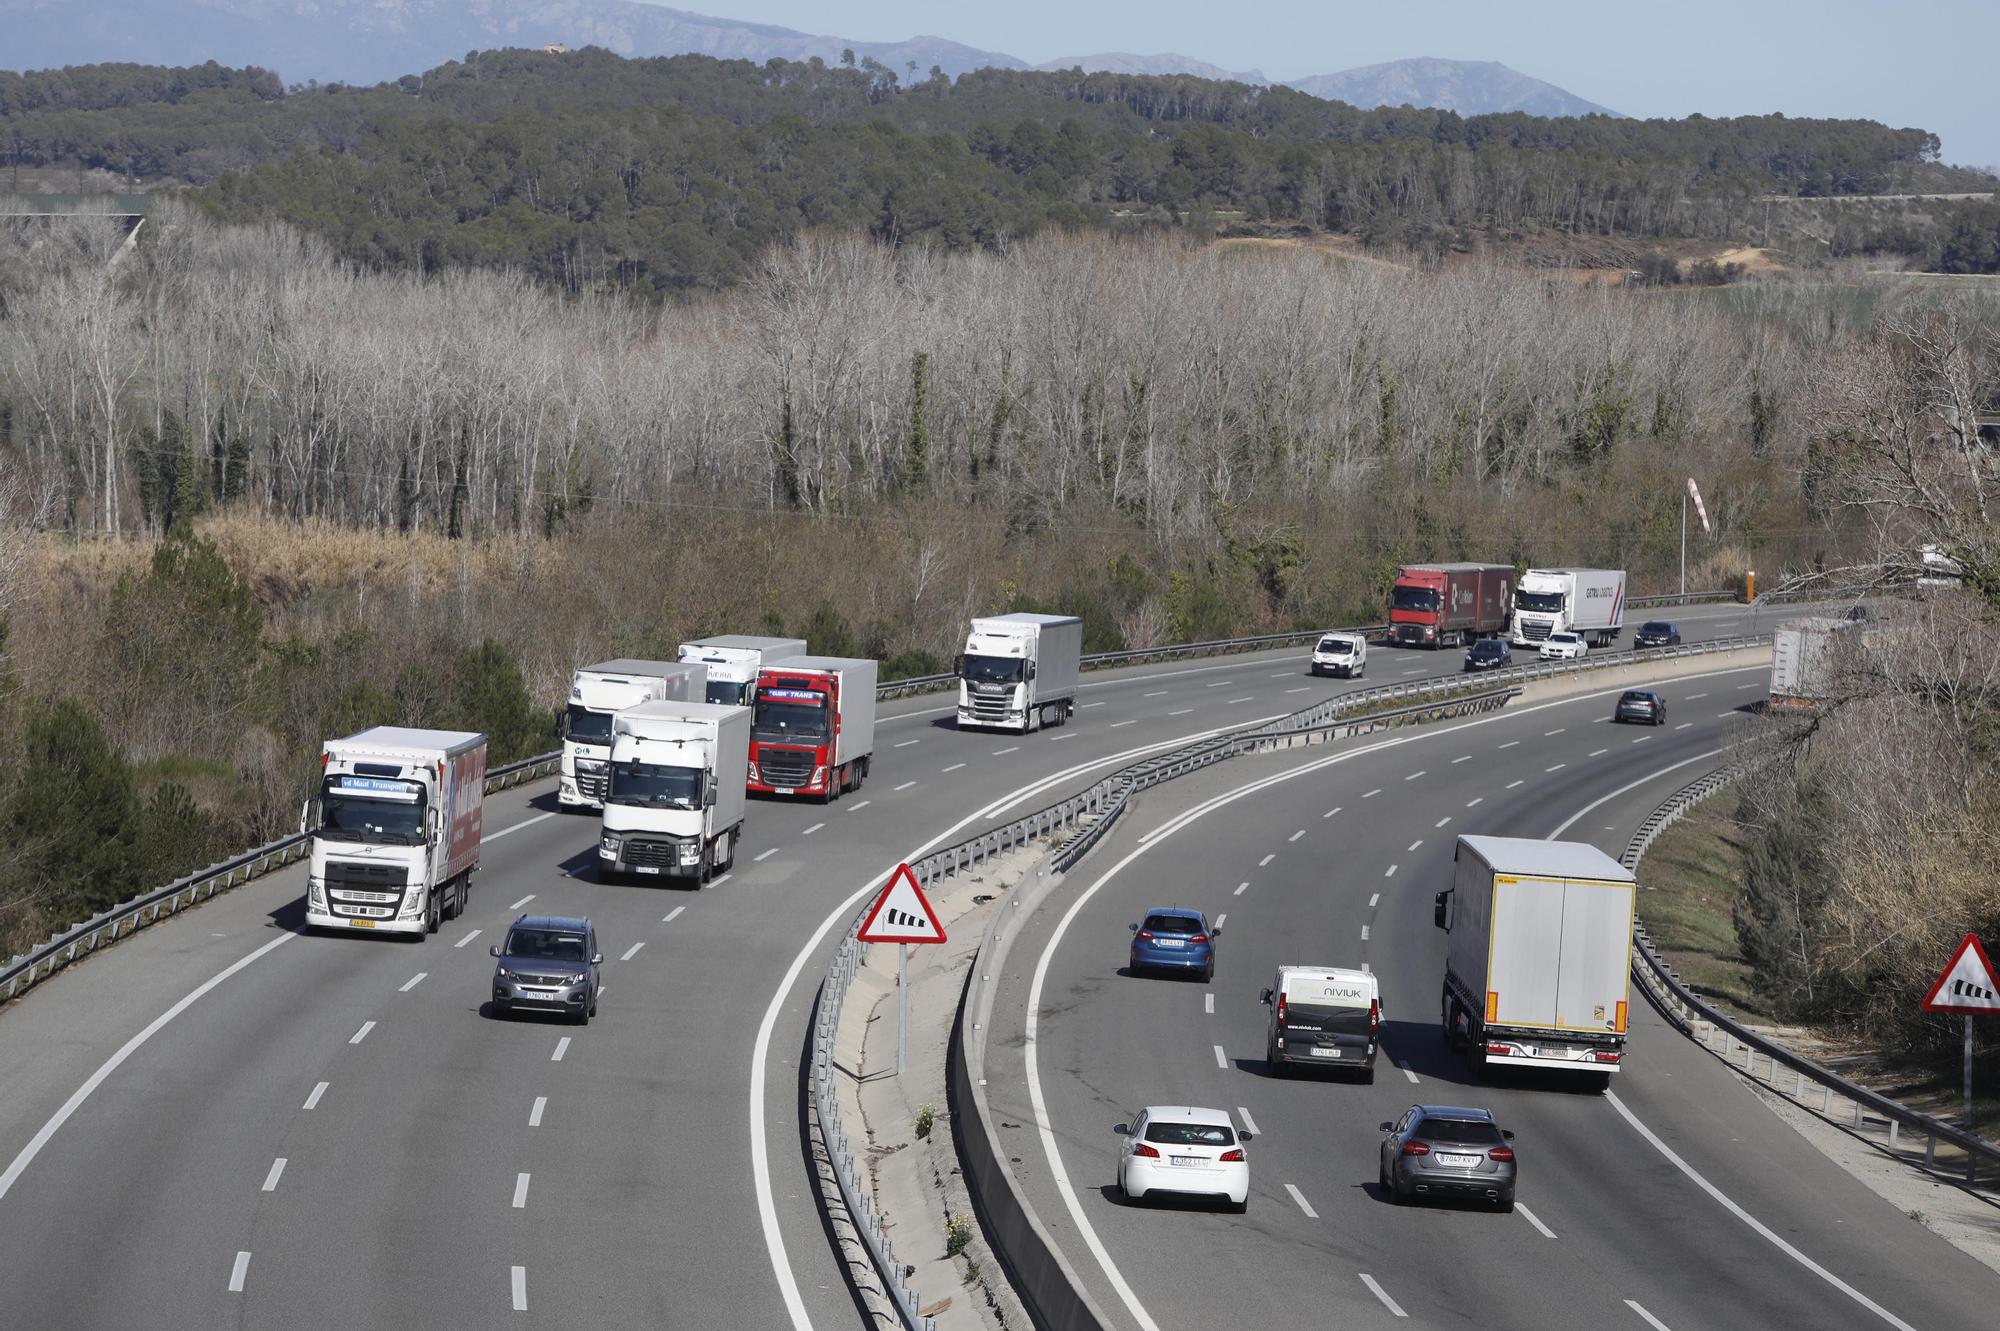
1922;934;2000;1015
856;863;947;945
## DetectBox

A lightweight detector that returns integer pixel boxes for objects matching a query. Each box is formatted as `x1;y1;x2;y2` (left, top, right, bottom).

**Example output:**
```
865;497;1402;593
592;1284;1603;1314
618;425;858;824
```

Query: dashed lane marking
621;942;645;961
1499;740;1520;750
1506;779;1525;789
1360;1275;1408;1319
509;895;535;910
454;929;482;949
1204;993;1215;1014
1404;770;1426;780
1236;1107;1261;1136
755;848;780;862
303;1082;328;1111
261;1158;286;1193
1213;1045;1228;1069
530;1096;546;1127
551;1037;570;1063
1234;881;1250;896
1466;797;1483;807
1324;807;1342;818
1110;720;1138;728
942;763;967;773
894;781;917;791
1384;865;1398;878
993;747;1020;756
1289;830;1305;842
512;1266;528;1312
1285;1184;1319;1219
1258;854;1276;867
1369;893;1380;908
1517;1202;1557;1238
1625;1301;1673;1330
513;1173;531;1208
228;1252;251;1294
349;1021;374;1045
663;906;685;924
400;973;427;993
802;823;825;835
894;739;921;748
1408;840;1423;852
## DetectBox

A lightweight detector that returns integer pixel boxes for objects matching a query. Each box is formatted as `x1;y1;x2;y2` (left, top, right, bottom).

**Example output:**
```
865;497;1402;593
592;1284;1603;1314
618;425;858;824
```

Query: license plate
1309;1046;1342;1059
349;919;375;928
1155;938;1185;949
1170;1155;1204;1167
1436;1153;1480;1168
635;865;660;875
774;788;793;796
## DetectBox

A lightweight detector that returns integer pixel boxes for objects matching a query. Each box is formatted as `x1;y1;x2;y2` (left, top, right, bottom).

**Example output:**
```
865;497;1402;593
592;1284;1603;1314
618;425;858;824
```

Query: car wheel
1267;1041;1284;1074
1201;965;1214;985
1379;1158;1392;1192
1497;1195;1516;1214
575;1004;590;1027
1391;1174;1412;1206
1228;1195;1249;1215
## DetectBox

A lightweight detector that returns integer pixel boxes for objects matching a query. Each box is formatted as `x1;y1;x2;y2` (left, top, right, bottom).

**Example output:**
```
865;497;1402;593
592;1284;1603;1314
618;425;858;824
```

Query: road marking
1361;962;1371;973
400;972;427;993
1506;779;1525;789
349;1021;374;1045
802;822;825;835
1236;1107;1260;1136
1404;770;1426;780
228;1251;252;1293
1718;711;1737;718
1452;755;1472;763
1517;1202;1557;1238
1632;735;1653;744
1226;696;1254;704
1144;690;1170;697
1289;829;1305;842
1050;733;1078;742
596;983;607;999
1168;708;1194;716
1369;893;1380;908
1408;840;1423;852
1270;671;1294;678
1589;748;1608;757
1466;797;1483;807
1499;740;1520;750
303;1082;328;1110
1686;692;1708;700
710;873;733;887
1604;1091;1917;1331
1361;924;1371;940
509;894;535;910
755;848;780;862
846;800;871;812
551;1037;571;1063
1384;864;1398;878
1215;913;1227;929
894;781;917;791
1205;680;1234;688
1401;667;1424;675
1258;853;1275;867
1737;682;1760;690
1363;788;1381;798
1435;816;1451;828
511;1266;527;1312
1400;1063;1420;1084
1213;1044;1228;1069
942;762;967;772
1546;763;1567;773
1204;993;1215;1014
513;1173;531;1208
663;906;686;923
620;941;645;961
454;929;482;948
483;811;556;843
1285;1184;1319;1218
261;1158;287;1192
530;1096;547;1127
1285;686;1311;693
1324;806;1342;818
1234;881;1249;896
1360;1274;1408;1318
1110;719;1137;728
1675;722;1694;730
894;739;922;748
1079;701;1107;709
1545;728;1565;736
1625;1300;1674;1330
993;747;1020;755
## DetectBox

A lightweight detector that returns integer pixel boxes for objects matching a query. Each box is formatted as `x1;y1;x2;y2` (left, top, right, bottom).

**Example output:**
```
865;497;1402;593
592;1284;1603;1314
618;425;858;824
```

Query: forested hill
3;49;1991;292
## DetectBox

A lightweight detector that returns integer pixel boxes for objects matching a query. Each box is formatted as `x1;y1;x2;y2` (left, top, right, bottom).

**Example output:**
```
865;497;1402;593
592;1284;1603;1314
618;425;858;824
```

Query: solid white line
894;739;921;748
454;929;482;948
349;1021;375;1045
513;1173;531;1208
1498;740;1520;750
710;873;733;887
1324;806;1341;818
1109;720;1137;728
1213;1044;1228;1068
1546;748;1729;839
1452;754;1472;764
509;894;535;910
483;811;556;843
1258;853;1276;867
1517;1201;1557;1238
1604;1092;1917;1331
1363;788;1381;798
1404;770;1425;780
993;747;1020;755
1236;1107;1261;1136
511;1266;527;1312
261;1158;287;1193
1369;893;1380;908
1625;1299;1675;1330
663;906;686;923
1466;797;1483;807
1204;993;1215;1014
1546;763;1567;773
1359;1274;1408;1318
894;781;918;791
1285;1184;1319;1218
1289;830;1305;842
1168;708;1194;717
802;822;825;835
303;1082;328;1111
1384;865;1398;878
400;972;427;992
1400;1063;1420;1084
0;928;304;1202
755;848;779;862
1506;779;1525;789
1408;840;1423;852
1361;925;1371;941
621;942;645;961
1234;881;1249;896
551;1037;570;1062
530;1096;547;1127
228;1251;252;1293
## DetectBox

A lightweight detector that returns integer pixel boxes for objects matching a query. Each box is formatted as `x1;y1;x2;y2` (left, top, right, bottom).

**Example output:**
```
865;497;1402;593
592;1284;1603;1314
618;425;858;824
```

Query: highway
983;664;2000;1331
0;600;1836;1329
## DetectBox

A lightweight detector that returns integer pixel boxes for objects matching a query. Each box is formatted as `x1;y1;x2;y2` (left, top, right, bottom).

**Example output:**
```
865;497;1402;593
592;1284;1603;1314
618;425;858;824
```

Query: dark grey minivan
491;914;602;1025
1260;965;1380;1080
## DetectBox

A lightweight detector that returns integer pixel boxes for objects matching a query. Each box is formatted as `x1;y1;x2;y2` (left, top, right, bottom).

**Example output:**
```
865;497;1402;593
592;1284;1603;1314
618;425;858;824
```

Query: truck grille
966;694;1016;721
1520;620;1552;641
324;861;410;918
620;837;687;869
758;749;816;788
575;771;608;801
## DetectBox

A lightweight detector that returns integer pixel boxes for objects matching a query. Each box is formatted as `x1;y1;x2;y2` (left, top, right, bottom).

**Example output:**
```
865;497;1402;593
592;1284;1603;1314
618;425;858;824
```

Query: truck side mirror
1433;889;1452;930
299;799;317;835
703;784;716;808
953;655;965;677
1026;660;1037;680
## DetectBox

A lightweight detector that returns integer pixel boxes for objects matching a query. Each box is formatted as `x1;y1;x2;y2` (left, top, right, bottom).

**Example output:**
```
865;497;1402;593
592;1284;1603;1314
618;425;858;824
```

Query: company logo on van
1310;984;1369;1001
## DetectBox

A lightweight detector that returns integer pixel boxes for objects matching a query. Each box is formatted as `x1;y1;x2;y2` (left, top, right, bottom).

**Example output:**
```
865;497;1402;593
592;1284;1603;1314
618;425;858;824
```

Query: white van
1310;632;1367;679
1260;966;1380;1080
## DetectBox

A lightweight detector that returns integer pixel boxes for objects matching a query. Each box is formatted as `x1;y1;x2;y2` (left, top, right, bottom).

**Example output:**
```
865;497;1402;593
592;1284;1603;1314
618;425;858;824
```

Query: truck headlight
308;878;326;910
747;762;760;783
812;766;827;786
600;832;622;854
678;843;700;864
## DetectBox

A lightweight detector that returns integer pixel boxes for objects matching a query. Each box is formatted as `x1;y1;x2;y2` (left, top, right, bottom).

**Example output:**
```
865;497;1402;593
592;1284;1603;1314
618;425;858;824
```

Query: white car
1538;631;1587;661
1116;1105;1250;1212
1310;632;1367;678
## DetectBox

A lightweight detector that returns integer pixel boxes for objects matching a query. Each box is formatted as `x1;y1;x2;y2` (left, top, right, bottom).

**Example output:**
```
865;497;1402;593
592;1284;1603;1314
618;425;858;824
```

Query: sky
683;0;2000;168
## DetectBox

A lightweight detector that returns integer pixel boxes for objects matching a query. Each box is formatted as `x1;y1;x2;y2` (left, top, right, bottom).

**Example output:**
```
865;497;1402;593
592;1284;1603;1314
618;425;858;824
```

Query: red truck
746;656;879;802
1390;563;1516;649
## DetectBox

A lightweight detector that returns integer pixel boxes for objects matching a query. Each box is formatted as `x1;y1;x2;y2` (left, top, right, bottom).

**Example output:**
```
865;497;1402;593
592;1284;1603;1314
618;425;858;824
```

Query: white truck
1510;568;1627;649
676;635;808;707
1433;835;1636;1090
560;660;706;811
304;727;487;939
955;613;1083;732
1769;616;1857;709
598;701;750;884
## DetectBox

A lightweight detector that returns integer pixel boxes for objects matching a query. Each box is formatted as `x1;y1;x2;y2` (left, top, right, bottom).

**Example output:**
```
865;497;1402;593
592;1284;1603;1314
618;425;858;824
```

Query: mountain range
0;0;1622;118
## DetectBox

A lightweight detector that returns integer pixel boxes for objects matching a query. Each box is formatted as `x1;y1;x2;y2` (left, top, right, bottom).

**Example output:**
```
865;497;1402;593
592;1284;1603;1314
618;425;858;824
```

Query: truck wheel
1584;1072;1612;1095
717;830;735;872
425;894;440;935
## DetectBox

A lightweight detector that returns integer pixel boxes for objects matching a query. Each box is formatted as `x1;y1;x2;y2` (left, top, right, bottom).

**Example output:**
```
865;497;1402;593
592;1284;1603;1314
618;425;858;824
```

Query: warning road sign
856;863;947;945
1922;934;2000;1015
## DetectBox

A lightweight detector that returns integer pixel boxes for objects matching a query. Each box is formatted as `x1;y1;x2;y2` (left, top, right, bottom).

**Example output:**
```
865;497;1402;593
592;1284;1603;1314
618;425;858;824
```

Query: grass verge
1635;796;1771;1021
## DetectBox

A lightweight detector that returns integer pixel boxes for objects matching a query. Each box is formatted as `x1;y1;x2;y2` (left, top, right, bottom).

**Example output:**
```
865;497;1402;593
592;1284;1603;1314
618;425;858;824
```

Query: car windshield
565;704;613;744
1471;641;1504;657
705;680;751;706
1391;586;1439;612
1143;1121;1237;1147
1416;1117;1505;1144
505;928;588;962
1549;633;1579;644
1142;913;1201;934
1318;638;1353;654
1642;622;1672;634
318;779;425;844
608;761;702;808
1517;590;1565;613
752;699;828;743
962;654;1025;684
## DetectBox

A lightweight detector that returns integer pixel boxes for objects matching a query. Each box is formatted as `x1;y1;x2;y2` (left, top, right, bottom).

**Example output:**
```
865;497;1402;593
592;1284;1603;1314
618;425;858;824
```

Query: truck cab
956;613;1082;732
747;656;877;801
676;636;808;707
599;701;749;883
560;661;706;810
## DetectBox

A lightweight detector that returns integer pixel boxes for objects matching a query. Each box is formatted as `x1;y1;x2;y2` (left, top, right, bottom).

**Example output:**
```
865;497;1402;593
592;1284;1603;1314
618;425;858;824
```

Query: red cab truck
746;656;878;802
1390;563;1517;649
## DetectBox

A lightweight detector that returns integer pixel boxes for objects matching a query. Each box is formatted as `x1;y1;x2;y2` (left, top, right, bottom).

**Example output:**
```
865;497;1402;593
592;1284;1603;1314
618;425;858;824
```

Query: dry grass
1636;797;1769;1020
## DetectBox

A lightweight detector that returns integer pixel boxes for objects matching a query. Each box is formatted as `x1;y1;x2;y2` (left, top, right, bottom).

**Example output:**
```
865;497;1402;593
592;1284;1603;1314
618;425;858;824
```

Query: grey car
1379;1104;1517;1210
491;914;602;1025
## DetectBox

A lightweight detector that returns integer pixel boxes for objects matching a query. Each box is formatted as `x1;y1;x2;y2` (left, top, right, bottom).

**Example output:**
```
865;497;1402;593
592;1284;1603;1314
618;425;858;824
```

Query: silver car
491;914;602;1025
1379;1104;1517;1210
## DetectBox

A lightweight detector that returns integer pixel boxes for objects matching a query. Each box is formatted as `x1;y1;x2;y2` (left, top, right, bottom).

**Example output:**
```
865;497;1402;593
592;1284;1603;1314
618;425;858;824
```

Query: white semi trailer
955;613;1083;732
560;660;706;810
676;636;808;707
1510;568;1627;648
599;701;750;884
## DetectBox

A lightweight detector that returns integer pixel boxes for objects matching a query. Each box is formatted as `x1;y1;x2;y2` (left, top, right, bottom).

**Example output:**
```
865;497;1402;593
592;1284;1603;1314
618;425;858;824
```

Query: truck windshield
609;761;702;809
962;655;1025;684
705;680;751;706
1516;590;1566;613
565;704;614;744
752;700;828;743
318;779;425;844
1391;587;1439;612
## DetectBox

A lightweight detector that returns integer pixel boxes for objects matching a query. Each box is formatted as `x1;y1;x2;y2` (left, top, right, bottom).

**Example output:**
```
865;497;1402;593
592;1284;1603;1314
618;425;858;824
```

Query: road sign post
856;863;948;1075
1920;933;2000;1129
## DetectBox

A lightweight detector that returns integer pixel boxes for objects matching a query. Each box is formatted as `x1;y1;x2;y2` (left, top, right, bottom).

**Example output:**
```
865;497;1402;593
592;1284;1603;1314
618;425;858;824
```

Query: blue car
1129;908;1219;981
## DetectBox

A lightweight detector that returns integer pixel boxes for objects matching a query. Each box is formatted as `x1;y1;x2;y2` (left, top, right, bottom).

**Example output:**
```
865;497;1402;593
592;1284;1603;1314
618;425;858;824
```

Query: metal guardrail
1624;769;2000;1185
0;750;563;1007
